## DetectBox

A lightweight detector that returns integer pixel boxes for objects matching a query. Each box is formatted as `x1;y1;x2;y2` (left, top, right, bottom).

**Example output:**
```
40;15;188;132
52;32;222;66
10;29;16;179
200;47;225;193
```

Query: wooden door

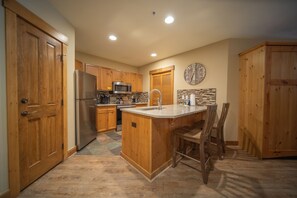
265;46;297;157
17;18;63;189
150;66;174;106
151;74;162;106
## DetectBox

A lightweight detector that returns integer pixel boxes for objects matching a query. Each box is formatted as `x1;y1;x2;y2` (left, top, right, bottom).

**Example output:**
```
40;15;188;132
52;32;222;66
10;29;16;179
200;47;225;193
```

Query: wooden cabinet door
96;108;108;132
136;74;143;92
75;59;85;71
17;18;63;189
122;72;130;84
265;46;297;156
100;67;113;90
112;70;122;82
86;65;100;89
107;107;116;130
130;73;137;92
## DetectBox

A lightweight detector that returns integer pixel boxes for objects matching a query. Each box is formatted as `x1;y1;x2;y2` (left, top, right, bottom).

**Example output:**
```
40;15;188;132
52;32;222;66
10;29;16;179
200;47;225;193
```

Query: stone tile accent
177;88;216;105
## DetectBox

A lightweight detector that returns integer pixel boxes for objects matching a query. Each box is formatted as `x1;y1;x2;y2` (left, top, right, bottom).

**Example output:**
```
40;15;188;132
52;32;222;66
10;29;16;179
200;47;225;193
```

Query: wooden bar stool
172;105;217;184
191;103;230;160
213;103;230;159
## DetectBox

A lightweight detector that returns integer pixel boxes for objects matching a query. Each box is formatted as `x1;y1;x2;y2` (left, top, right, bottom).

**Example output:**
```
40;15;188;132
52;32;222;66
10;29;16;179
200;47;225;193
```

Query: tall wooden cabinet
239;42;297;158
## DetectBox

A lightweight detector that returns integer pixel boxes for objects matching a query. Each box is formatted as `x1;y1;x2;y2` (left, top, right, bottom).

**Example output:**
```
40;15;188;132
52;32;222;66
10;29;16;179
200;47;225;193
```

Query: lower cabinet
96;106;116;132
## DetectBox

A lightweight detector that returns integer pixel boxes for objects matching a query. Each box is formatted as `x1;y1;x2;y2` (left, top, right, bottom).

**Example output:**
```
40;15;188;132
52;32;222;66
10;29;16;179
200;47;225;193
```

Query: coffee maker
100;95;110;104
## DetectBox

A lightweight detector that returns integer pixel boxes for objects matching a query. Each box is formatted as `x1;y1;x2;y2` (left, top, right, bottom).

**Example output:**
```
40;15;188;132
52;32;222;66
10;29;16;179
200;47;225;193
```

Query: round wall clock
184;63;206;85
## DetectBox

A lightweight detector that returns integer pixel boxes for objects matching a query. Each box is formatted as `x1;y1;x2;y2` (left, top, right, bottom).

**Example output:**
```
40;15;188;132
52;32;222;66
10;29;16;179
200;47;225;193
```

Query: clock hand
191;72;194;81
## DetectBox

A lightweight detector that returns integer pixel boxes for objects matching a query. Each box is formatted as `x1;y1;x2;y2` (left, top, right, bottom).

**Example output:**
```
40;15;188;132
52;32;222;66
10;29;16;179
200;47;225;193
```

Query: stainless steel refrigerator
75;70;97;150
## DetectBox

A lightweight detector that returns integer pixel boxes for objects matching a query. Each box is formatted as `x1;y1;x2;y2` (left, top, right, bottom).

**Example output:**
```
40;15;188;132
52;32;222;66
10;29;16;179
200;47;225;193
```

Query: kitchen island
121;104;207;180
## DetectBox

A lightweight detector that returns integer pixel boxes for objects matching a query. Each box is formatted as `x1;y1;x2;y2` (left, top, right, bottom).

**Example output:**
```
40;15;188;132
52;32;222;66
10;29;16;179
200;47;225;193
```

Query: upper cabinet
99;67;113;91
85;64;100;89
81;59;143;92
75;59;85;71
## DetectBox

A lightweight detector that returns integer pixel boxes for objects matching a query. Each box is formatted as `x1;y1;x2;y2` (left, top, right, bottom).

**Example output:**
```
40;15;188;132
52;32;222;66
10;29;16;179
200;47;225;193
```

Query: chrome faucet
147;88;162;110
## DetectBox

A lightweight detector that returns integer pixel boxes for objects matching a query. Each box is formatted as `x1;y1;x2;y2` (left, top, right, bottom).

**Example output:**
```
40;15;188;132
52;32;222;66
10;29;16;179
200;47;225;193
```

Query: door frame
149;65;175;105
4;0;68;197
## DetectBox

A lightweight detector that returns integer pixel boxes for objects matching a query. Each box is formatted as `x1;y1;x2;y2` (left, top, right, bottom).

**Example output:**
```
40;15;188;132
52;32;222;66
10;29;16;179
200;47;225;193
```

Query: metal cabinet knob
21;98;28;104
21;111;29;116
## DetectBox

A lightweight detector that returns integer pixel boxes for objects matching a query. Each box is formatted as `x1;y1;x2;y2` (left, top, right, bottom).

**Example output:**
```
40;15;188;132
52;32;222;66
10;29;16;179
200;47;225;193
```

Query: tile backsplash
177;88;216;105
97;88;215;105
97;91;148;104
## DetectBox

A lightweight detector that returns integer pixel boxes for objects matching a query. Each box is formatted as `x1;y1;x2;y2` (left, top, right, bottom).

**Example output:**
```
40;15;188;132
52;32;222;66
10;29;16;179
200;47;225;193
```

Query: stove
116;104;136;131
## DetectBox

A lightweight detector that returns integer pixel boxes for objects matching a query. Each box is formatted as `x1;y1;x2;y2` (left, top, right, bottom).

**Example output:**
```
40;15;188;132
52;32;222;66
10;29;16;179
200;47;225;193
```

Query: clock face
184;63;206;85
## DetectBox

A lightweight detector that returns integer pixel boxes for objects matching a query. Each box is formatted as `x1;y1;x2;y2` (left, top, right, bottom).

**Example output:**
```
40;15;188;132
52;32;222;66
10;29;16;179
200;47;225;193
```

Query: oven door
116;105;136;131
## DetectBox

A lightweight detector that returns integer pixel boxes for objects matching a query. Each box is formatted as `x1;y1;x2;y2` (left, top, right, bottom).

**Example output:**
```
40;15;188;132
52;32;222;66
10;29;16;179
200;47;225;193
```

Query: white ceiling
48;0;297;66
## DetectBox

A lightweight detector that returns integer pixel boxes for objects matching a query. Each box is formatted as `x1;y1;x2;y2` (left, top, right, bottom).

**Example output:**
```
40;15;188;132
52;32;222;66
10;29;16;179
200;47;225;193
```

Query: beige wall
139;39;267;142
139;40;229;131
0;0;76;194
0;4;8;195
76;51;138;73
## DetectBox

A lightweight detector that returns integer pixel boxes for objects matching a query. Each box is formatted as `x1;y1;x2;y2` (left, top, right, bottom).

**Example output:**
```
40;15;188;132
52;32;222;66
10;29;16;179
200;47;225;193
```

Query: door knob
21;98;28;104
21;111;29;116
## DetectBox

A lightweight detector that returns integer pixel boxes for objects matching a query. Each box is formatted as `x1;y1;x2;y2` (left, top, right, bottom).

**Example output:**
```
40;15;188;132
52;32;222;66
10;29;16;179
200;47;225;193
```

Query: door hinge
61;99;64;106
60;54;65;62
62;143;64;149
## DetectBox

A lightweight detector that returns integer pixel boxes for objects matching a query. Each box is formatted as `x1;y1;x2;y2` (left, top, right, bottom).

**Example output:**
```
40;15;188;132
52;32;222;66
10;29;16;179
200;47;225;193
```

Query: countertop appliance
112;81;132;94
116;104;136;131
75;70;97;150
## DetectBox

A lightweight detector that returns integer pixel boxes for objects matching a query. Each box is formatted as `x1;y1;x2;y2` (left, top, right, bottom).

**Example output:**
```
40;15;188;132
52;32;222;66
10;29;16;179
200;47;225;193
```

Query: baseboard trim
0;189;10;198
67;146;77;158
226;141;238;146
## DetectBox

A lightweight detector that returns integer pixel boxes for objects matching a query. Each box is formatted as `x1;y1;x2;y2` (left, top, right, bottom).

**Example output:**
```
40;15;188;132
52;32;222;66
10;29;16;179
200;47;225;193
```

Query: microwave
112;81;132;94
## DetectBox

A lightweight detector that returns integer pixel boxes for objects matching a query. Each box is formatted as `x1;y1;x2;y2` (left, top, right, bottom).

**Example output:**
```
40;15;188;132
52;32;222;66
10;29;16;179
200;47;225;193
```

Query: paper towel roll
190;94;196;106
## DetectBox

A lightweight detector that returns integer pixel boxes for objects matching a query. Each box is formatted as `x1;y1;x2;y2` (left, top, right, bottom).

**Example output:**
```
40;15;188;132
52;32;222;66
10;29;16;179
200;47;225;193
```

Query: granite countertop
96;104;117;107
96;102;147;107
121;104;207;118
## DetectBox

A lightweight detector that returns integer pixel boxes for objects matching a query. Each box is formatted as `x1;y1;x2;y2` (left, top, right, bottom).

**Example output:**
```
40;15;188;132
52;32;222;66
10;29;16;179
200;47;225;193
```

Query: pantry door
17;17;63;189
150;66;174;106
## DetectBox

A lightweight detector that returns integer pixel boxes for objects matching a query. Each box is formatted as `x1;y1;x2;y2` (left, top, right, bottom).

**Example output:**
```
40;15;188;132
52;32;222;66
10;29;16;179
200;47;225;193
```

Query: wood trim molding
149;65;175;75
3;0;68;44
5;8;21;198
67;146;77;158
0;190;10;198
62;44;68;160
5;1;68;196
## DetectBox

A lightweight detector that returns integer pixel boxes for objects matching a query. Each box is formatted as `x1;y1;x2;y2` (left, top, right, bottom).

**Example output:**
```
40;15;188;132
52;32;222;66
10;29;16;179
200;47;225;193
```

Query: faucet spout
147;89;162;110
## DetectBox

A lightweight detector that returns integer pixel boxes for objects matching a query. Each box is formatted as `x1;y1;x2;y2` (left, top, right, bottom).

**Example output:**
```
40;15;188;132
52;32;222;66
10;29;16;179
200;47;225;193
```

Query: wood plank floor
18;144;297;198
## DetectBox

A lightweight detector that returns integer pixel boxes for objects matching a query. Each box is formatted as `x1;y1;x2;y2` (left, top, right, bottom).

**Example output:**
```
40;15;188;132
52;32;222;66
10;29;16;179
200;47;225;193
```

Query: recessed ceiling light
164;16;174;24
151;53;157;57
108;35;117;41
